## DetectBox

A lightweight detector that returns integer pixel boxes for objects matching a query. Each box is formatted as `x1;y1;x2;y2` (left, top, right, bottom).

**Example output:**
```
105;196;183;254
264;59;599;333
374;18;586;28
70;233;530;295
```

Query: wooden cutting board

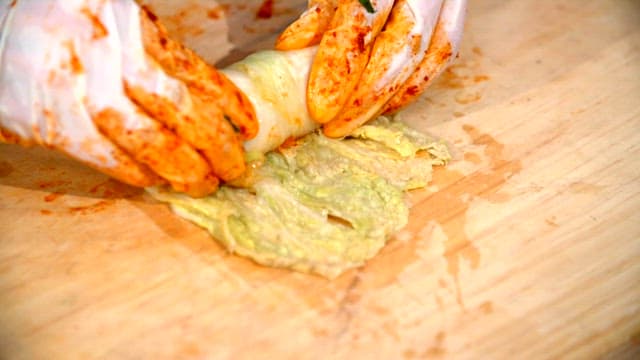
1;0;639;358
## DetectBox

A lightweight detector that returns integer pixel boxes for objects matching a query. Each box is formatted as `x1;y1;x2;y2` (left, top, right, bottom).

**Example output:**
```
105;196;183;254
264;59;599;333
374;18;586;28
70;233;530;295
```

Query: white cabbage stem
221;47;319;154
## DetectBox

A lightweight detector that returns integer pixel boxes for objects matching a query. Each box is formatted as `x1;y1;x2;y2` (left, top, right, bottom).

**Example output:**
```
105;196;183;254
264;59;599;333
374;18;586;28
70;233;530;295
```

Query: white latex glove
276;0;467;137
0;0;258;196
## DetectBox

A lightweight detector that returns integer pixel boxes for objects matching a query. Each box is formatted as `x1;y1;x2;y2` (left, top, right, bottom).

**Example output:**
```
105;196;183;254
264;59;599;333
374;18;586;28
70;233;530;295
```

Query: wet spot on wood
88;179;143;199
370;303;390;316
455;91;482;105
44;192;64;202
434;294;444;310
567;181;604;195
474;75;490;83
479;301;494;314
418;124;522;308
403;349;417;358
435;48;487;91
0;160;13;177
464;152;482;164
425;331;447;356
178;342;204;358
311;327;330;337
436;68;467;89
405;331;448;358
545;216;559;227
429;46;489;116
37;180;71;189
68;200;112;215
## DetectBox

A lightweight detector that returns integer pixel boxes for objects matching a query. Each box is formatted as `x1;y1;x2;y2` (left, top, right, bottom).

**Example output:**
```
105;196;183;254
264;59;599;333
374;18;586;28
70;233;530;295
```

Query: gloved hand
276;0;467;137
0;0;258;197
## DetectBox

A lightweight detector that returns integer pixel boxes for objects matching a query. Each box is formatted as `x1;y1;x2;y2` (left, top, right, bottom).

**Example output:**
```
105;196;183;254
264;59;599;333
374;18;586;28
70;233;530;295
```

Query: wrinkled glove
0;0;258;197
276;0;467;137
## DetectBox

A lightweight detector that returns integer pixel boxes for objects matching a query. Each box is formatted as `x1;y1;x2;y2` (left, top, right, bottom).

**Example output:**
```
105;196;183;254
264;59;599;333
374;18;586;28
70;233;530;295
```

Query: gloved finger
115;7;245;181
62;133;163;189
323;0;444;138
0;85;162;188
49;130;162;189
275;0;337;50
0;1;162;189
123;83;245;182
1;0;218;194
91;107;219;197
139;8;258;141
306;0;395;124
73;3;219;196
384;0;467;114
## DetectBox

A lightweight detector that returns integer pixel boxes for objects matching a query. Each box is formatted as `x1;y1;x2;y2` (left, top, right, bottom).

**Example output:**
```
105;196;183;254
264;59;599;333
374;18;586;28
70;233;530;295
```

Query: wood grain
1;0;639;358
